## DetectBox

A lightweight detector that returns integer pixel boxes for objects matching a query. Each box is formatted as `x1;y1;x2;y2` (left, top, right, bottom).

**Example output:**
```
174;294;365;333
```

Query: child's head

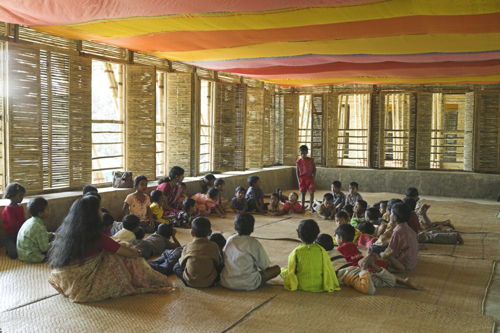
247;175;260;188
379;200;388;215
85;191;102;201
354;199;368;216
391;202;411;224
343;204;354;219
335;211;349;226
134;227;145;240
387;198;403;214
122;214;140;231
4;182;26;203
234;213;255;236
299;145;309;158
28;197;49;218
157;223;174;238
82;185;98;195
207;188;219;200
349;182;359;194
403;197;417;212
405;187;419;201
202;173;216;185
331;180;341;193
235;186;246;199
183;198;196;214
209;232;226;252
179;182;187;194
102;212;114;231
150;190;163;204
270;193;280;206
357;221;375;235
288;192;299;203
315;233;334;251
134;175;148;192
214;178;225;190
365;207;381;222
191;216;212;238
323;193;334;206
169;166;185;183
335;224;355;244
297;219;320;244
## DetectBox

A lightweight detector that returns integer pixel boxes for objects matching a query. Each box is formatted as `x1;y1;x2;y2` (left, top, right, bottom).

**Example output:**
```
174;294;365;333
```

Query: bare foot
398;277;421;290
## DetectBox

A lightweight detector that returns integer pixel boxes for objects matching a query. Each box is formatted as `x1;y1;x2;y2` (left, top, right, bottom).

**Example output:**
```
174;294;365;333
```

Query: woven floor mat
0;285;284;333
420;232;500;260
0;250;56;312
228;290;495;333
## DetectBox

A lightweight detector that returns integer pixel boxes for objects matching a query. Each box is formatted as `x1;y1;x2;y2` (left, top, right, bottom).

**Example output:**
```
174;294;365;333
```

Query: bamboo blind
370;90;382;168
81;41;127;61
166;72;193;175
245;86;265;169
234;84;246;170
213;81;237;172
18;26;77;51
155;70;168;177
134;53;170;69
415;92;433;169
324;94;339;167
283;93;298;165
272;94;285;165
474;91;500;172
311;95;324;165
463;92;474;171
262;89;273;166
126;65;156;180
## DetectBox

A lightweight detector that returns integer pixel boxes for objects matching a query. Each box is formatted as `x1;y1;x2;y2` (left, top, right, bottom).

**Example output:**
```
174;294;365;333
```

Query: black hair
157;223;174;238
214;178;225;186
405;187;419;198
183;198;196;212
299;145;309;152
135;227;145;240
365;207;381;221
48;195;103;268
323;193;334;201
209;232;226;251
349;182;359;189
270;192;280;199
207;188;219;199
179;182;187;188
315;233;334;251
28;197;48;217
387;198;403;213
403;197;417;211
102;212;114;227
84;192;101;201
160;166;185;184
289;192;299;199
391;202;411;223
331;180;341;189
235;186;246;193
297;219;320;244
4;182;26;199
82;185;98;195
335;224;355;242
234;213;255;236
357;221;375;235
192;216;212;237
380;200;388;208
343;204;354;215
134;175;148;188
247;175;259;187
150;190;163;203
122;214;140;231
356;199;368;210
335;210;349;221
203;173;216;182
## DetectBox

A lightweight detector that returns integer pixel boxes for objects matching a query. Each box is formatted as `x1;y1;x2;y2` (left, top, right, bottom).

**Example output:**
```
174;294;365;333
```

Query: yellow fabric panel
35;0;500;39
148;33;500;61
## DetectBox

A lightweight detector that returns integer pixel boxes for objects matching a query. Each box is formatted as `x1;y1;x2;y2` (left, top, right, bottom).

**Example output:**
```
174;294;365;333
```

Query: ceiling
1;0;500;86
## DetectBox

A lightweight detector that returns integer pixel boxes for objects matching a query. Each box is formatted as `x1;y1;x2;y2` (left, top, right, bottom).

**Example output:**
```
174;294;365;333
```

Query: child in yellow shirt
150;190;170;224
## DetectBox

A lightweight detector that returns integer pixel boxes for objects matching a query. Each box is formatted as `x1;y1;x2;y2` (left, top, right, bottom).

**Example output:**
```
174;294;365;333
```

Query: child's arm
312;159;316;178
212;205;225;218
116;244;142;257
122;202;130;219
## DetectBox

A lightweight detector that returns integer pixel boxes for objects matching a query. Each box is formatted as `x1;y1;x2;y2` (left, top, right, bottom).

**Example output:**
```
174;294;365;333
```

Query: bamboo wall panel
463;92;474;171
214;82;237;172
370;90;383;168
126;65;156;179
0;42;5;193
283;93;298;165
262;89;273;166
245;86;265;168
408;94;417;169
475;92;500;173
415;93;432;169
166;72;193;175
69;55;92;188
7;43;43;193
234;84;246;170
325;94;339;167
272;94;285;165
311;95;324;165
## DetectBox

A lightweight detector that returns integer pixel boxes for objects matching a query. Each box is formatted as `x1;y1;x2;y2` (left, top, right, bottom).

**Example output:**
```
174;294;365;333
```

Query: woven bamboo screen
283;93;298;165
474;91;500;173
6;43;44;193
155;70;168;177
463;92;474;171
125;65;156;180
262;89;273;166
415;92;433;169
81;41;127;61
324;94;339;167
166;72;193;175
311;95;324;165
369;90;382;168
272;94;285;165
213;81;237;172
18;25;77;51
245;86;265;168
0;42;5;193
234;84;246;170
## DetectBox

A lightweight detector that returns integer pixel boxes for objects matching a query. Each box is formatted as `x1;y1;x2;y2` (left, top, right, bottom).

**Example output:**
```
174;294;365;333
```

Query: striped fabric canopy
2;0;500;86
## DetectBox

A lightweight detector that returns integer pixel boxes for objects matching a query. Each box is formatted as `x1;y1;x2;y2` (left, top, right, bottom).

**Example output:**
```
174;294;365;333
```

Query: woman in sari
48;195;172;303
157;166;185;214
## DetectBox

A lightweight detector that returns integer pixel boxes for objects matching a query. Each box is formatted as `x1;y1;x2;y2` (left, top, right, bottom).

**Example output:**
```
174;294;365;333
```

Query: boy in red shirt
296;145;316;211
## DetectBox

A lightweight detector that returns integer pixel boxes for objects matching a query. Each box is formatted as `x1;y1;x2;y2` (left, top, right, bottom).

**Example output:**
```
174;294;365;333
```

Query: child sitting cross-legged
331;180;346;210
345;182;363;207
351;199;368;227
231;186;248;214
268;193;286;216
123;175;157;233
171;198;196;228
357;221;378;249
132;223;180;259
192;188;225;218
17;197;54;263
316;193;336;220
150;190;170;225
245;176;266;213
221;214;280;290
174;217;223;288
113;214;140;243
283;192;304;214
281;219;341;293
315;233;335;253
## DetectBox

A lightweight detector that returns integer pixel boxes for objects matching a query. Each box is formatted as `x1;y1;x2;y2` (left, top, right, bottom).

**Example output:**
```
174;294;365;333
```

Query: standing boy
296;145;316;211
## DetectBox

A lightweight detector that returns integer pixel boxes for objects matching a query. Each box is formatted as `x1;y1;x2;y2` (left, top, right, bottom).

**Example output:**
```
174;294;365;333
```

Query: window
383;93;410;168
298;94;323;163
298;95;312;150
156;70;167;177
430;93;465;170
337;94;370;167
199;80;215;173
91;60;124;184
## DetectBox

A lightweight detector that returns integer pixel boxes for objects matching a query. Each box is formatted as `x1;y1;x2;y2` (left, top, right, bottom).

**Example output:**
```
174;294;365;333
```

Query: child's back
180;237;221;288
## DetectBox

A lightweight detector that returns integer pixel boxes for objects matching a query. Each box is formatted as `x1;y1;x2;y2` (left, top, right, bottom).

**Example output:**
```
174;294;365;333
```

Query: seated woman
48;195;172;303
